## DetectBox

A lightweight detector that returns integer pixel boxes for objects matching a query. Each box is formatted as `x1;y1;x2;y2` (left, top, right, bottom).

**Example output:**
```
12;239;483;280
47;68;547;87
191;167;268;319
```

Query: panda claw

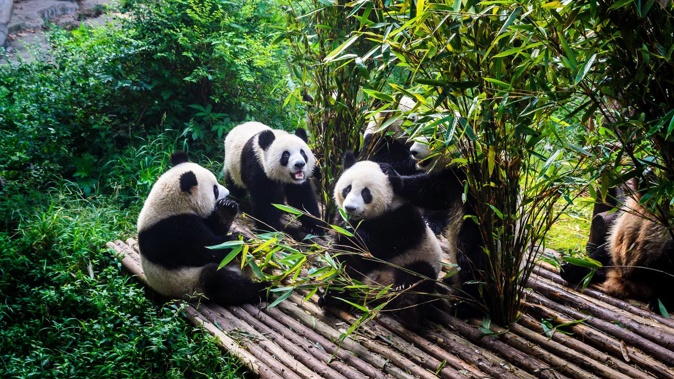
217;198;240;214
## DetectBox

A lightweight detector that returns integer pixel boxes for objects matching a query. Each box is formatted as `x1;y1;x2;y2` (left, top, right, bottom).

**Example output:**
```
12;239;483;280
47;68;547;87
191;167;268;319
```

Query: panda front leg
284;181;325;235
199;263;270;305
205;198;243;240
248;184;286;232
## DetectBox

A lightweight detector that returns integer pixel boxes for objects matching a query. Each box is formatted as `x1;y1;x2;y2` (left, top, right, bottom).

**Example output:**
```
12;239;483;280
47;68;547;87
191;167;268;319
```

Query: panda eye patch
361;188;372;204
342;184;352;198
213;185;219;199
281;151;290;166
300;149;308;162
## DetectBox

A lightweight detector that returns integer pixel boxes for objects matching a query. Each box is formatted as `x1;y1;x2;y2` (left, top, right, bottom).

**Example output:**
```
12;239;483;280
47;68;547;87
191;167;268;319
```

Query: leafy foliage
0;185;243;378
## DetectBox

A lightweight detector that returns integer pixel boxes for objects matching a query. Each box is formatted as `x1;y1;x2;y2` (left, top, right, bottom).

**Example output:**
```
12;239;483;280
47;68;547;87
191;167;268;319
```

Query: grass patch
0;184;246;378
545;197;593;256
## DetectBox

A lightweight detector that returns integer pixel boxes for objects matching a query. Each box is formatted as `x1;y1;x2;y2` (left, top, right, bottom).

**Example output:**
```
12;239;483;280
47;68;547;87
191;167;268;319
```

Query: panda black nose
410;150;419;156
294;161;305;169
344;205;357;213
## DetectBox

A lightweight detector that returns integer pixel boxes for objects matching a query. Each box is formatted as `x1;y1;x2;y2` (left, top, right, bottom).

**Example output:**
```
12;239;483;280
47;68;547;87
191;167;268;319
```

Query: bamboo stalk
258;304;389;379
523;289;674;366
532;266;674;329
462;318;599;379
517;313;656;379
428;324;537;379
528;274;674;348
209;305;318;379
198;305;305;379
227;306;352;379
340;312;485;379
183;305;282;379
278;295;417;379
328;309;468;379
430;308;571;379
376;314;532;379
523;295;674;379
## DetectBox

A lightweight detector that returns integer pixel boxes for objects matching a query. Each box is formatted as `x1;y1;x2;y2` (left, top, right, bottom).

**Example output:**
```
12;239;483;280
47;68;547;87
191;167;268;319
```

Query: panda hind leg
391;261;439;330
199;263;270;306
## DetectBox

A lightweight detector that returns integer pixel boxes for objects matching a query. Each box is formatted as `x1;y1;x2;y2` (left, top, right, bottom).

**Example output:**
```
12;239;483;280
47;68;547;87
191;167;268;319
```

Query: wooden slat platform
107;238;674;379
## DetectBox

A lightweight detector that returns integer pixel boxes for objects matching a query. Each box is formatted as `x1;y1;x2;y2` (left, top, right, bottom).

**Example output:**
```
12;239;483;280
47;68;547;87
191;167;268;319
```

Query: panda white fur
324;152;444;327
223;121;323;235
137;152;268;305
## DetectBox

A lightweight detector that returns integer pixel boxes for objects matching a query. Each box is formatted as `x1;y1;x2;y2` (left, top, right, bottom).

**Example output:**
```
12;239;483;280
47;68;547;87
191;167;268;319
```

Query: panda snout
294;161;306;169
344;205;358;214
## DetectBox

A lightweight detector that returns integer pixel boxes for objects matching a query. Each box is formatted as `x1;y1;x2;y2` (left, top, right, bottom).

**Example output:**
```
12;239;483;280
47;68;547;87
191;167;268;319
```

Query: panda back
141;259;203;298
224;121;272;187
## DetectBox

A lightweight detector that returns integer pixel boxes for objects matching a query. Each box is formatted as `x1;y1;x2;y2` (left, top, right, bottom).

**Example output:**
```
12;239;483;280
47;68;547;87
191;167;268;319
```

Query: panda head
333;152;402;221
409;136;433;170
138;152;229;230
257;128;316;184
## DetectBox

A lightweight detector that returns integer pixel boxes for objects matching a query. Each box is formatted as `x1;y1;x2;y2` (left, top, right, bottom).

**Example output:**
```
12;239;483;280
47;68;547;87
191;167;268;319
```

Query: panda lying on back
224;121;323;236
322;152;444;327
137;152;268;306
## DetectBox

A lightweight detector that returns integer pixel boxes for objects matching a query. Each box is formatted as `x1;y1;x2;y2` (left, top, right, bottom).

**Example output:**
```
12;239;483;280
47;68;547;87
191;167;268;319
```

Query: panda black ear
171;152;189;166
258;130;276;151
342;151;357;170
179;171;198;193
294;128;309;143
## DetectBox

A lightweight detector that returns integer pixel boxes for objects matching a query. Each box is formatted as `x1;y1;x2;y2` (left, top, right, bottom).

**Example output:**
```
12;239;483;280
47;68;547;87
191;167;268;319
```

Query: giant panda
387;138;489;318
223;121;323;236
562;190;674;312
322;152;445;327
361;96;421;176
137;152;268;306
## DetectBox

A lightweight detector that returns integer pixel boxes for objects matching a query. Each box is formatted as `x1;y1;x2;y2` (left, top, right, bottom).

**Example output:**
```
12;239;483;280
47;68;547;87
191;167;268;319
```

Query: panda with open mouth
224;121;324;236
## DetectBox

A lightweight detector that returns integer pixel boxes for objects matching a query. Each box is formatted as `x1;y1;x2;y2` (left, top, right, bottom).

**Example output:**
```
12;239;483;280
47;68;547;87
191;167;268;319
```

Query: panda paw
217;198;239;215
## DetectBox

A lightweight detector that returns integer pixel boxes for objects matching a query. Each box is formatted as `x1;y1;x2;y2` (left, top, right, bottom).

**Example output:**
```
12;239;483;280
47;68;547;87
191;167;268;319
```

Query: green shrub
0;184;244;379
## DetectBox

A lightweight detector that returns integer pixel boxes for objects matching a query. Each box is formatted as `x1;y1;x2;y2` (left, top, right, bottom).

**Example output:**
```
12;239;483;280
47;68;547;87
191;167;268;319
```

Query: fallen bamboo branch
532;266;674;329
377;314;532;379
258;304;389;379
182;305;280;378
527;275;674;349
463;319;599;379
199;305;305;379
523;296;674;379
277;294;417;379
227;306;352;379
211;305;318;379
328;308;470;379
430;307;571;379
517;313;656;379
523;289;674;366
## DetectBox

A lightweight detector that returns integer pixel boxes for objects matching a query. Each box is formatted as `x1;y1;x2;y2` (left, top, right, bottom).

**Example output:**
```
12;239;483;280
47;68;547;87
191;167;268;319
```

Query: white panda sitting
223;121;323;236
323;152;444;327
137;152;268;306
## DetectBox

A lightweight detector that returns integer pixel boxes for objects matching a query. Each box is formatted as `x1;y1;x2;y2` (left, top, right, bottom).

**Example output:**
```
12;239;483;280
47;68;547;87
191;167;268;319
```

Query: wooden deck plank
107;239;674;379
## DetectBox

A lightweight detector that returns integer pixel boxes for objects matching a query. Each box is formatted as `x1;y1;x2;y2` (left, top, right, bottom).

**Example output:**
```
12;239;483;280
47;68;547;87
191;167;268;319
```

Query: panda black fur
562;193;674;312
223;121;323;235
324;152;444;327
388;140;488;318
137;152;268;306
361;96;421;176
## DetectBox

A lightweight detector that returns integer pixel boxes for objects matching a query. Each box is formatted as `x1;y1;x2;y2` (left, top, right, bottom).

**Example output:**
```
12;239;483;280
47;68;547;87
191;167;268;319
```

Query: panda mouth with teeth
291;170;306;181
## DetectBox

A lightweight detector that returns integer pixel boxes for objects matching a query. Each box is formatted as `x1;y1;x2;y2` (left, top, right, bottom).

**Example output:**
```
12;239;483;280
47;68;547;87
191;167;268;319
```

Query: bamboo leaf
574;54;596;85
362;88;394;102
657;299;670;318
267;287;294;309
483;77;511;88
608;0;634;11
558;33;577;69
273;203;304;216
324;35;359;63
331;224;355;237
217;245;242;270
207;240;244;250
562;256;602;269
497;6;521;36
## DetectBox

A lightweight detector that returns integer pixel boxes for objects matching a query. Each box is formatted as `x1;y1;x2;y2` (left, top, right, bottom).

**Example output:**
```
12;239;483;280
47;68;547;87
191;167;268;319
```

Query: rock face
0;0;13;47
